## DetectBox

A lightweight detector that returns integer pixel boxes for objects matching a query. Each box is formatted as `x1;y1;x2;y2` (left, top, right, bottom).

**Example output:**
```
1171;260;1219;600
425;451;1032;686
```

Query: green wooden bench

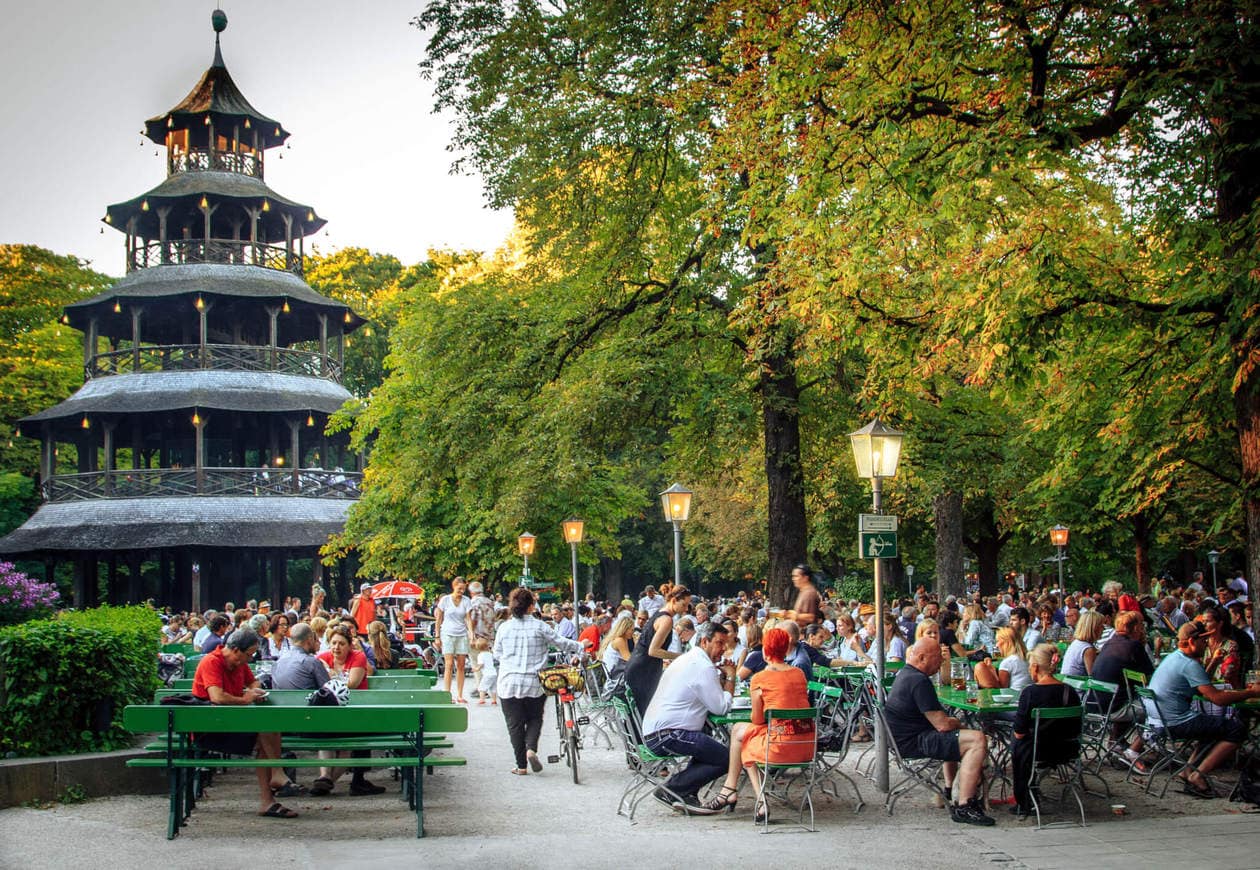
147;689;457;751
162;643;199;657
374;668;438;678
123;703;467;839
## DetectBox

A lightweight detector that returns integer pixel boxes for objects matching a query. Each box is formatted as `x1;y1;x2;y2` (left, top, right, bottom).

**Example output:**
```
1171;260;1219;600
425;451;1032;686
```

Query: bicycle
540;661;588;784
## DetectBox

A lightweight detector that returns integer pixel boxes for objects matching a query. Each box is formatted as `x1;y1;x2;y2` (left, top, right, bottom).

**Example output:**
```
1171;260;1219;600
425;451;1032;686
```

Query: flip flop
259;803;299;818
510;768;529;775
527;752;543;772
271;782;306;798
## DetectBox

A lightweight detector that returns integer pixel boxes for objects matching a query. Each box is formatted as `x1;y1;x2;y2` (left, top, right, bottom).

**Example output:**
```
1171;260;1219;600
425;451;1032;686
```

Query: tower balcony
42;467;362;503
87;343;342;383
170;147;262;179
129;238;302;276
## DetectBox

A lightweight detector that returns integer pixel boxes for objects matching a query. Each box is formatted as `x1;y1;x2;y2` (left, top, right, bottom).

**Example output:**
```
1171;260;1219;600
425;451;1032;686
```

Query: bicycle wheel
565;698;581;784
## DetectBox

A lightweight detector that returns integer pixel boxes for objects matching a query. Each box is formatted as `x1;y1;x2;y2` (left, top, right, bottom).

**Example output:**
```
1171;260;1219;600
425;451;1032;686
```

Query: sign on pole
859;531;899;559
859;514;898;532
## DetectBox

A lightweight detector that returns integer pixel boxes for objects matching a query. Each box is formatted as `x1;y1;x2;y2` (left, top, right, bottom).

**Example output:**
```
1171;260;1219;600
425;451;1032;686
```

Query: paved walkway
1;698;1258;869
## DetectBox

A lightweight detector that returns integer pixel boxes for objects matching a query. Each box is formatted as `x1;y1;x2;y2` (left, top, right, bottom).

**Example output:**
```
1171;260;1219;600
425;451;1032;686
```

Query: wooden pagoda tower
0;12;364;610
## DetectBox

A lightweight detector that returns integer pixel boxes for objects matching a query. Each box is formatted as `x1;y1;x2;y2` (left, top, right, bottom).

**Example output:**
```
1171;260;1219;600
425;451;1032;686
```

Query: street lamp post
905;564;915;596
562;519;584;607
1049;525;1069;588
849;417;904;794
1208;549;1220;586
517;532;536;584
659;484;693;587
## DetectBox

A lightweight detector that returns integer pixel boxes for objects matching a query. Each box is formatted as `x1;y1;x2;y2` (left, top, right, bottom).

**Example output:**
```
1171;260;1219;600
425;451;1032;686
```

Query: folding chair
575;659;615;750
1134;686;1205;798
748;707;820;832
1026;705;1087;829
807;680;864;812
867;690;949;814
609;694;690;820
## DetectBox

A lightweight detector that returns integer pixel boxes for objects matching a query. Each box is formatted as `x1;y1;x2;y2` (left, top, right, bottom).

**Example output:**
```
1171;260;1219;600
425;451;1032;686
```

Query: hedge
0;605;161;756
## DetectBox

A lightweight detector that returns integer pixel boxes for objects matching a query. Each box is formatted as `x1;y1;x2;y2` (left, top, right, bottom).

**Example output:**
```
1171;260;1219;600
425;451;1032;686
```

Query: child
474;637;498;706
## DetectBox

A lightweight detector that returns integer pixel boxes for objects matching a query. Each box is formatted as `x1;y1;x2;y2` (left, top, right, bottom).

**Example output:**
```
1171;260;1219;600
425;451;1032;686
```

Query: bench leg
167;765;180;840
415;715;425;838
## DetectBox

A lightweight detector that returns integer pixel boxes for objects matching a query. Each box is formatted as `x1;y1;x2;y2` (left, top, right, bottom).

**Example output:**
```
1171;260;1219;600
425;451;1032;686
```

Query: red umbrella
369;580;426;599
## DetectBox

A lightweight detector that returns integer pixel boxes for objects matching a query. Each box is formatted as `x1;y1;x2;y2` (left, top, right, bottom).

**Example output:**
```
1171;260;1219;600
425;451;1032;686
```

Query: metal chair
749;707;820;832
807;681;864;812
1134;686;1204;798
609;693;691;820
1025;705;1088;829
866;688;949;814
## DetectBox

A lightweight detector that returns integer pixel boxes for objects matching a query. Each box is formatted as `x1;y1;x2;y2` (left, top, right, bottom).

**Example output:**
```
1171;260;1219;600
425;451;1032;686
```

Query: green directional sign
859;531;899;559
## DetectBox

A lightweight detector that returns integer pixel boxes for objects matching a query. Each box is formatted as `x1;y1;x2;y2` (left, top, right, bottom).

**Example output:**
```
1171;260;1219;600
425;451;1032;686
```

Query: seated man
884;639;994;826
191;628;299;817
200;614;231;654
640;621;736;815
1145;621;1260;796
1090;610;1154;758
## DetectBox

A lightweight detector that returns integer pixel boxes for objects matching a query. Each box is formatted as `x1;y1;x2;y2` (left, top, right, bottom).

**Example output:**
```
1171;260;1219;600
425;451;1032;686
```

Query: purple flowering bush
0;562;60;626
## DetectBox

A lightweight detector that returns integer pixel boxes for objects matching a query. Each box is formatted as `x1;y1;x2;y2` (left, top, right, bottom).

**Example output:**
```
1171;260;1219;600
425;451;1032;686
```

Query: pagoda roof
0;497;350;554
104;171;324;237
20;370;352;432
66;264;358;329
144;40;288;148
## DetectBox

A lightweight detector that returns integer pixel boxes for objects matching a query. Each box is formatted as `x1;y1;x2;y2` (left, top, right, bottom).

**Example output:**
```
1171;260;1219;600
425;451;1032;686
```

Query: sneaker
651;788;677;810
349;779;386;796
671;794;720;815
951;799;996;826
1123;747;1141;763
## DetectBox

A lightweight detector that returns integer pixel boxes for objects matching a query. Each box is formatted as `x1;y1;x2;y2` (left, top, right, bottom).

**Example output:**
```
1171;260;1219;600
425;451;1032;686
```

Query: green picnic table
165;673;435;692
123;702;467;839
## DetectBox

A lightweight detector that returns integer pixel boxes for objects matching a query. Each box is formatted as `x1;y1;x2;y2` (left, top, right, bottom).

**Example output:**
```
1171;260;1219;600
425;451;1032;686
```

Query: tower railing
129;239;302;276
42;468;362;502
170;148;263;178
86;343;342;383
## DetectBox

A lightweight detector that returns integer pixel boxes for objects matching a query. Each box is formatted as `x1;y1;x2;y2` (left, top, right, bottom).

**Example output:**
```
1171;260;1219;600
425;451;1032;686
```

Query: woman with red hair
701;627;812;822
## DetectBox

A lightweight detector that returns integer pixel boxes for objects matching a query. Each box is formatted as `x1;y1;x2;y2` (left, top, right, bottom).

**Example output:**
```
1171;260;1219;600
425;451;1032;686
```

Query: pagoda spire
212;9;227;68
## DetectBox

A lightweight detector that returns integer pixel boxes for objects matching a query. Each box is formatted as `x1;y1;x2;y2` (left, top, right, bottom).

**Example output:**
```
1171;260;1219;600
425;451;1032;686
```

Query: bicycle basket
538;665;585;694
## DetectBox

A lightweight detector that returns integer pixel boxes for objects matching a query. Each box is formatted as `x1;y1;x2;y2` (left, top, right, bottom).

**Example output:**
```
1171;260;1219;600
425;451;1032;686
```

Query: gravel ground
0;697;1252;870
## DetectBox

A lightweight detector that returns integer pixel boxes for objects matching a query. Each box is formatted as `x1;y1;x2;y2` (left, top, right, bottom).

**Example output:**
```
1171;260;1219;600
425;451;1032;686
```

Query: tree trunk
933;490;964;599
1238;377;1260;659
971;538;1002;596
599;554;624;605
760;352;808;609
1132;511;1153;593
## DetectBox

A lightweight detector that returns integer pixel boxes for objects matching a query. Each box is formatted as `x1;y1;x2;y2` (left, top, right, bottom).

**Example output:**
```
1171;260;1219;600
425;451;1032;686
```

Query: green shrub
0;605;160;756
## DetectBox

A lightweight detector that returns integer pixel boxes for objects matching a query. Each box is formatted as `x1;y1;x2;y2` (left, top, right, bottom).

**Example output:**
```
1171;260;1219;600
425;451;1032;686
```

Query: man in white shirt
639;585;666;618
994;595;1013;627
641;622;736;814
1230;574;1249;596
556;605;578;640
193;610;217;649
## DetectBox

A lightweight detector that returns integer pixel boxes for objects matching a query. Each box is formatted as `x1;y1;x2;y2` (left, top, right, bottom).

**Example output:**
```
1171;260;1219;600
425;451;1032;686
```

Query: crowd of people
159;563;1257;825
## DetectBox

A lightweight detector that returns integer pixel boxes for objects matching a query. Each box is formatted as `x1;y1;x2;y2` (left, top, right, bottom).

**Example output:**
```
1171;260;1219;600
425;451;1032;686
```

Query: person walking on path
436;577;475;704
493;587;583;774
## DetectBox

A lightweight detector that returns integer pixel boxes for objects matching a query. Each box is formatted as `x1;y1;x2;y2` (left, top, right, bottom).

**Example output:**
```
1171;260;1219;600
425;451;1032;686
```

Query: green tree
0;245;113;521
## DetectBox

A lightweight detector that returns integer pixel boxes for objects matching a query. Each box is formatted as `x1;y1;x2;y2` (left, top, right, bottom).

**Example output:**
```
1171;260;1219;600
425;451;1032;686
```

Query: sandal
309;776;334;797
510;768;529;775
1183;780;1215;799
527;751;543;772
259;802;299;818
271;782;306;798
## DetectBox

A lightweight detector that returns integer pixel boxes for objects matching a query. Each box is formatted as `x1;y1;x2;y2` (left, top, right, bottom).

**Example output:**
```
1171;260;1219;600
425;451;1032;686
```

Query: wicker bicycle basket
538;664;585;694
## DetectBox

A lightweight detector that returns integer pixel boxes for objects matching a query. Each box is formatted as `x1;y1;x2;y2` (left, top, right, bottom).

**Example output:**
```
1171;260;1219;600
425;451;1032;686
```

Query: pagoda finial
211;9;227;68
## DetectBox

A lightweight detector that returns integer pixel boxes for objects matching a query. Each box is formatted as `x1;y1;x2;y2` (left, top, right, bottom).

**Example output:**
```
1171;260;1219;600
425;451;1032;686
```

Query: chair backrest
1031;704;1083;764
764;707;818;767
1134;685;1170;730
1122;668;1148;687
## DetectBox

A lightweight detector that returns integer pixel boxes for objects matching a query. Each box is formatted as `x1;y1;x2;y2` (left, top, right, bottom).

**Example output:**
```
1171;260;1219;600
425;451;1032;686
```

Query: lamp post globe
1208;549;1220;585
517;532;536;583
1049;525;1069;588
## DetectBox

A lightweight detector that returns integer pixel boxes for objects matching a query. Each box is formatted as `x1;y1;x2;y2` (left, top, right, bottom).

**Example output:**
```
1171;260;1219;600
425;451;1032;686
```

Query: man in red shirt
191;628;298;818
579;611;608;653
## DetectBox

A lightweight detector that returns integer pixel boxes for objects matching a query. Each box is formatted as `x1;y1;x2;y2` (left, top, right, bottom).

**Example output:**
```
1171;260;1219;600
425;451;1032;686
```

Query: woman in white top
974;627;1031;694
834;614;871;664
435;577;476;704
599;612;635;679
1061;610;1103;676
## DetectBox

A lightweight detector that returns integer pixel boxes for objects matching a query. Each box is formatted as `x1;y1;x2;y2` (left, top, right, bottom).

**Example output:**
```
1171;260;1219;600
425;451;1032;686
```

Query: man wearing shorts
884;639;993;825
191;628;297;818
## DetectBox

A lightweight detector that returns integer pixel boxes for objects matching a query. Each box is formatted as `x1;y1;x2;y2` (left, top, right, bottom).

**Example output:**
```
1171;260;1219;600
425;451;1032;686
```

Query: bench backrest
154;688;451;706
123;702;467;734
166;673;435;692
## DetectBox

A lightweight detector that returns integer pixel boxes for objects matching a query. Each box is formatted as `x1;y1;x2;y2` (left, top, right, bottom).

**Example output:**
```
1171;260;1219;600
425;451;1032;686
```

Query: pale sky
0;1;514;277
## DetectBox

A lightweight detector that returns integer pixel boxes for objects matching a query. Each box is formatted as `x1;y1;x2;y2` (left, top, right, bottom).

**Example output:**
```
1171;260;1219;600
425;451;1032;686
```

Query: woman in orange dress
702;627;813;822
